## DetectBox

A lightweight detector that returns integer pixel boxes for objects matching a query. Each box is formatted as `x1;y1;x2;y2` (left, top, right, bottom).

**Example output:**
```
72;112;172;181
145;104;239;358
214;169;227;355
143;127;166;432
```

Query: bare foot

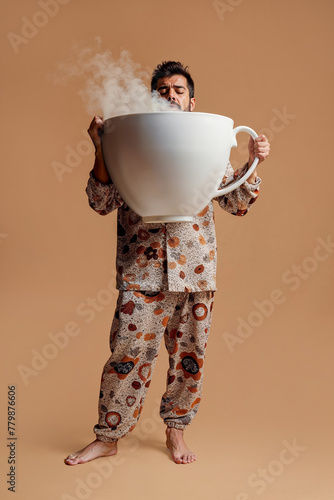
165;427;197;464
64;438;118;466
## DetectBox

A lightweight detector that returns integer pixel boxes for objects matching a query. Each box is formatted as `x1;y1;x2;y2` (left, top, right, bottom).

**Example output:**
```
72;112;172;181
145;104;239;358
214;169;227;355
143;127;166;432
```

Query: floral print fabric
85;162;261;292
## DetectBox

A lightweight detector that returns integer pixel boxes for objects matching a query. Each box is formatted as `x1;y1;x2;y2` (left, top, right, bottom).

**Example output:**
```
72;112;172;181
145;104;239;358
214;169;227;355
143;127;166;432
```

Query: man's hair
151;61;195;99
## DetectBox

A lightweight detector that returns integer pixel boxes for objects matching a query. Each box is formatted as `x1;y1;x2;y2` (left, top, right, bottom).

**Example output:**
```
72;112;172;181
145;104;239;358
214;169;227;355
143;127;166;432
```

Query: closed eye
157;85;186;95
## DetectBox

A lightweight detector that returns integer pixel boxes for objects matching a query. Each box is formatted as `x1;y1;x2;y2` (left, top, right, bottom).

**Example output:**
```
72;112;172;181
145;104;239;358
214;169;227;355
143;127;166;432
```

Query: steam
50;38;174;119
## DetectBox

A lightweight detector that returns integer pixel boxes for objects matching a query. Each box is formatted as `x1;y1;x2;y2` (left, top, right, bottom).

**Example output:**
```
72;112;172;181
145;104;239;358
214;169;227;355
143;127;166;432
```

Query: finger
254;143;270;151
256;152;268;157
254;140;270;148
88;119;104;134
89;116;103;127
96;121;104;132
254;145;269;153
256;134;268;142
254;145;270;153
256;152;269;160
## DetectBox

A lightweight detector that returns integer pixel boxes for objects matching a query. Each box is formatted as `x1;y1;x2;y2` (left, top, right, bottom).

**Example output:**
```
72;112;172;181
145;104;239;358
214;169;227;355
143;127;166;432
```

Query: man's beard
169;101;182;111
169;100;192;112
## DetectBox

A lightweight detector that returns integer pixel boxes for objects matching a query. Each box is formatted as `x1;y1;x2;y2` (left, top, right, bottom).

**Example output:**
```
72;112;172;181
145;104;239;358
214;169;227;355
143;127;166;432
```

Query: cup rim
103;111;234;123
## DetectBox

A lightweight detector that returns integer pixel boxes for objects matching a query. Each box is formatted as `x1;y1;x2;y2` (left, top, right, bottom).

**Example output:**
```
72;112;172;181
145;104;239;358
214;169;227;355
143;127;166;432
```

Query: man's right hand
88;115;104;152
88;116;112;184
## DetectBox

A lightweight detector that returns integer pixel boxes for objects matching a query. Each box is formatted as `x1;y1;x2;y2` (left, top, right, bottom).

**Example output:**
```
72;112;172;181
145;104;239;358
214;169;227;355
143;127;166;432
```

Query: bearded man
65;61;270;466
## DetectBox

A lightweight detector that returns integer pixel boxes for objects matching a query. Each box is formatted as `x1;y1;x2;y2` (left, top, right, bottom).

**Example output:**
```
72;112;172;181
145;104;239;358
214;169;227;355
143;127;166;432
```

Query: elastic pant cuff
165;421;187;430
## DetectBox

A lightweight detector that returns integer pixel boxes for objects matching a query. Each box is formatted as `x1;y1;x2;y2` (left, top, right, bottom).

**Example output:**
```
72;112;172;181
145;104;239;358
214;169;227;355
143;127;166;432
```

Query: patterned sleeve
85;170;124;215
214;162;262;216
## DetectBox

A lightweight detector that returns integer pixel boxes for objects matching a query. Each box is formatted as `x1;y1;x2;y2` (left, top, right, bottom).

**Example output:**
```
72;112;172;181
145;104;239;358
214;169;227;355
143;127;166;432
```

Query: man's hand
248;134;270;165
88;116;104;152
246;134;270;184
88;116;111;184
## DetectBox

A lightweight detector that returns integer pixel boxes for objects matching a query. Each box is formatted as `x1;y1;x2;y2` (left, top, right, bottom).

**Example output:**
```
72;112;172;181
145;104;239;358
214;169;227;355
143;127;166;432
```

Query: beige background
1;0;333;499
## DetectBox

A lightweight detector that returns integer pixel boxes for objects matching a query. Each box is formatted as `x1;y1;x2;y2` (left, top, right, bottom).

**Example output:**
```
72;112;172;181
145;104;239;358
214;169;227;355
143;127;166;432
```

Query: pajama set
85;162;261;442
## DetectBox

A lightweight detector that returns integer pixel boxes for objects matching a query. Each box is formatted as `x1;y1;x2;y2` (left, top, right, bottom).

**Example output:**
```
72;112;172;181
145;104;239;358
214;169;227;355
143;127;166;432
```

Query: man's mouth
170;102;181;110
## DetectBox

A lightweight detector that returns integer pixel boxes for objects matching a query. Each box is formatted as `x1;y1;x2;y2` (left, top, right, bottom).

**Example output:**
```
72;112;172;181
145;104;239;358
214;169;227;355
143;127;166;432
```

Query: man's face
156;74;195;112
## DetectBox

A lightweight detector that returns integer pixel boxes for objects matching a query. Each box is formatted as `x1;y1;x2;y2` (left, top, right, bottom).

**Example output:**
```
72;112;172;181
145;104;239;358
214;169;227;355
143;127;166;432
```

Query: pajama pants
94;290;215;442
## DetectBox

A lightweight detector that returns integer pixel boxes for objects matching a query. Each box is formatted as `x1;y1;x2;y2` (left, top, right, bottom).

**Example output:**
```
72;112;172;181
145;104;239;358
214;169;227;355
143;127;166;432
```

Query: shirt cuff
242;176;262;191
89;169;113;187
237;162;262;194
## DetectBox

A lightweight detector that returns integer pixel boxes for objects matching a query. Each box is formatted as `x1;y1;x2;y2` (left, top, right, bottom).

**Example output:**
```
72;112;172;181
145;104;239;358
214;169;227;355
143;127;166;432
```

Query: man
65;61;270;466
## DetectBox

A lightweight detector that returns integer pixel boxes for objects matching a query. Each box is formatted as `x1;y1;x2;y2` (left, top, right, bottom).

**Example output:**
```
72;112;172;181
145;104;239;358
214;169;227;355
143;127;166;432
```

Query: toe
64;458;78;465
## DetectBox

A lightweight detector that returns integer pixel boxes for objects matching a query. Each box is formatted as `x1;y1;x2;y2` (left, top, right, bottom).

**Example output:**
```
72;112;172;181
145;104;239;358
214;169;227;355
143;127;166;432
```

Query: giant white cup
101;112;259;223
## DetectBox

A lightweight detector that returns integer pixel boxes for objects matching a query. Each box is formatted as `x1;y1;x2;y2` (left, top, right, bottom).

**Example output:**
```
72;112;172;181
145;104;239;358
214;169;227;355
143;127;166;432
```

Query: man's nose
167;89;176;101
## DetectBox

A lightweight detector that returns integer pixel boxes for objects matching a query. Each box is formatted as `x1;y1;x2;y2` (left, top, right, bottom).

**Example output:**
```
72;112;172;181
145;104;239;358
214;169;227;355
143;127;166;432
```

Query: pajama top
85;162;261;292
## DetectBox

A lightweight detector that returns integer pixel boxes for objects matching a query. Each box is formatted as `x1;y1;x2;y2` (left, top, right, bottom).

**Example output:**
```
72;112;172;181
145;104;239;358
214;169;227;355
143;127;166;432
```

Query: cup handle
213;126;259;197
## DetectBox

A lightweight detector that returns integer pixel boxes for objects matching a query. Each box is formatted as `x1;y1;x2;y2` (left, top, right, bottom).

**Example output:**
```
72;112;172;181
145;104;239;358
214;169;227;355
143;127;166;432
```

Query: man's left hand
248;134;270;166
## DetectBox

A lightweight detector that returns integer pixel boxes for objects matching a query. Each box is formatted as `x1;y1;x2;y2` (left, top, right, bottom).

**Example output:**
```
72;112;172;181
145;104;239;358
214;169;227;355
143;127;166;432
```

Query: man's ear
190;98;196;111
